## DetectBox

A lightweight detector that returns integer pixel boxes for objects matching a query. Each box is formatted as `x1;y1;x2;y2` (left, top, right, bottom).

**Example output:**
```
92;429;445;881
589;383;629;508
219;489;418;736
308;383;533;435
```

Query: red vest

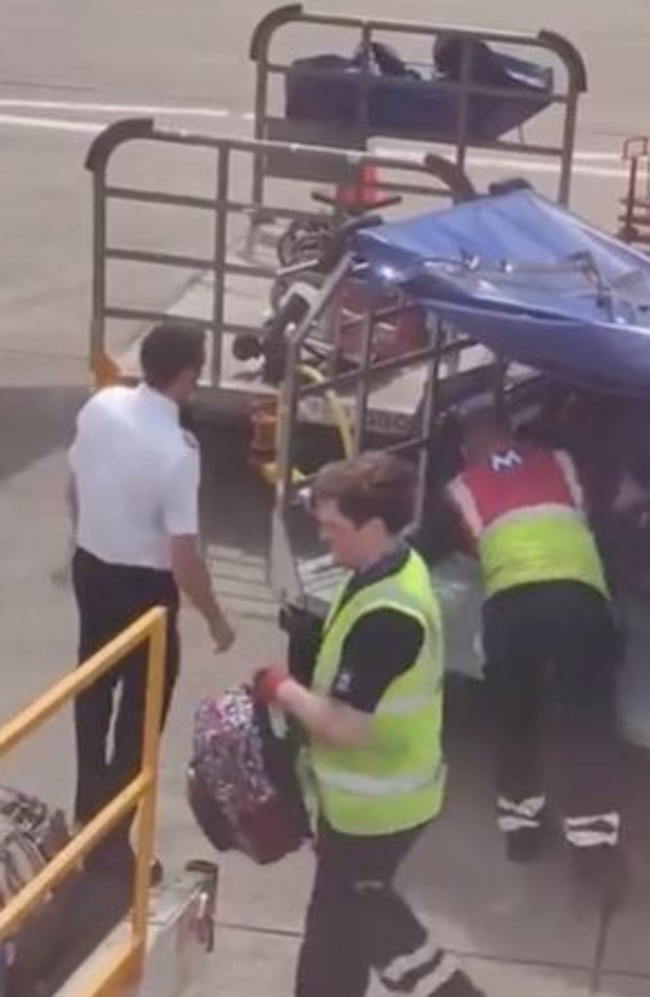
451;446;583;541
447;446;606;597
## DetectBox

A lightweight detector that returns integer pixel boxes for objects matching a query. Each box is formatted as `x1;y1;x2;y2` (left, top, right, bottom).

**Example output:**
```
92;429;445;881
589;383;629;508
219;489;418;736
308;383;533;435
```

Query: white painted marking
0;113;103;134
374;146;627;179
469;156;626;179
0;105;629;179
0;98;230;118
0;97;626;162
573;151;623;162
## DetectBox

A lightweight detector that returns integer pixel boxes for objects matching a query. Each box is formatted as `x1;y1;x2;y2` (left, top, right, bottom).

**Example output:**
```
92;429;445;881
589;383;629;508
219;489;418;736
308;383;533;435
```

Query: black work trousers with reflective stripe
296;821;480;997
72;547;180;863
482;580;622;840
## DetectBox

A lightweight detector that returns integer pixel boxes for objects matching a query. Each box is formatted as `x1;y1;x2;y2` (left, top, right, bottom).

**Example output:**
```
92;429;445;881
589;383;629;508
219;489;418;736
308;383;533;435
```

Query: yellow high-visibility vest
309;549;446;836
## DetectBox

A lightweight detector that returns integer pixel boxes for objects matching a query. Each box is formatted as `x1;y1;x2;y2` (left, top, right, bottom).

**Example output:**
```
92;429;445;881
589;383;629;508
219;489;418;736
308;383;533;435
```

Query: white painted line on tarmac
0;98;230;118
0;97;624;161
0;108;629;178
572;151;622;161
375;146;626;179
0;113;103;134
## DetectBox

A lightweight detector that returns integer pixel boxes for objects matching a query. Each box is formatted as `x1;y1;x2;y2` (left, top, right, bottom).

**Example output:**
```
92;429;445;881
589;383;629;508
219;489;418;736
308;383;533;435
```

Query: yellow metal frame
256;363;354;486
0;606;168;997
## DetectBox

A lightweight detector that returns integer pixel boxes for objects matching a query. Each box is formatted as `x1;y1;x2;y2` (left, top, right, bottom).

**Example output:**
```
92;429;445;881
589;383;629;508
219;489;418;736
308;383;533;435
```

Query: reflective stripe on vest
448;447;607;598
480;502;586;542
315;760;446;797
374;694;437;716
309;548;445;836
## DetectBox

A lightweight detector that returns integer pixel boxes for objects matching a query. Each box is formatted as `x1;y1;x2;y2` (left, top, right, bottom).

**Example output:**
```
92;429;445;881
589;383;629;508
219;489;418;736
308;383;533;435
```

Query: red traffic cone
334;164;383;212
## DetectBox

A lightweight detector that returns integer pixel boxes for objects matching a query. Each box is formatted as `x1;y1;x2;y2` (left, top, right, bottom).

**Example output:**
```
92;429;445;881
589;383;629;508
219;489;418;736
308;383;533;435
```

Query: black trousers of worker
482;580;622;850
296;822;481;997
72;547;180;865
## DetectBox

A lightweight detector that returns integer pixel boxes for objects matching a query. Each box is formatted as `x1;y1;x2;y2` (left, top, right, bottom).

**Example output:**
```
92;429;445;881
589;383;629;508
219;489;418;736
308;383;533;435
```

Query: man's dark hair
310;451;416;533
140;323;206;390
459;404;511;450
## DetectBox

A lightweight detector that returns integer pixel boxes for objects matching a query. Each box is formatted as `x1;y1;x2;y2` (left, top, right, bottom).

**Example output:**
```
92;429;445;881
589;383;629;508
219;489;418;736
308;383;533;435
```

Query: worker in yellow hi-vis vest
446;405;625;900
254;452;485;997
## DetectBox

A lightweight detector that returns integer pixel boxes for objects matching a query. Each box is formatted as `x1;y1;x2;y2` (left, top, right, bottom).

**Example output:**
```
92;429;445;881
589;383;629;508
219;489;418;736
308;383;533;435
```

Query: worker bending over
256;452;485;997
446;406;624;893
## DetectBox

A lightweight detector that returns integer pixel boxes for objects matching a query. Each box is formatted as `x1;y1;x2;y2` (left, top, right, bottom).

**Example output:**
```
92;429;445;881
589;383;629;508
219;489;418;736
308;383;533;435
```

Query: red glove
253;667;290;705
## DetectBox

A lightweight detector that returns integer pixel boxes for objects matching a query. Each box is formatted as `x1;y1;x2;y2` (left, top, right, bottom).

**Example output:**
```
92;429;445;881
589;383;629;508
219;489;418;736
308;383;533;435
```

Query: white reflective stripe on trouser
316;762;445;797
497;795;545;833
381;939;460;994
564;812;621;848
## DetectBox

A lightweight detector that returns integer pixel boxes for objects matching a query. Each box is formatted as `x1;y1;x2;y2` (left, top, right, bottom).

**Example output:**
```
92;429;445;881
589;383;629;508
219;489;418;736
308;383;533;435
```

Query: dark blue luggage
285;39;553;144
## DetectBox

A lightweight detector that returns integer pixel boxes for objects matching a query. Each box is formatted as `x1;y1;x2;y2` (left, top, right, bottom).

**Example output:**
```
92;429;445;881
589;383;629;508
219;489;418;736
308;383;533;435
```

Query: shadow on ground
0;384;88;482
196;420;276;557
403;678;650;990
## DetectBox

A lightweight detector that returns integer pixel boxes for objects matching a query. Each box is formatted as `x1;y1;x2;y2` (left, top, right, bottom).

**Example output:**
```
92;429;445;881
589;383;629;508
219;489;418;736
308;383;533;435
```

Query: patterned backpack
0;786;71;996
187;686;312;865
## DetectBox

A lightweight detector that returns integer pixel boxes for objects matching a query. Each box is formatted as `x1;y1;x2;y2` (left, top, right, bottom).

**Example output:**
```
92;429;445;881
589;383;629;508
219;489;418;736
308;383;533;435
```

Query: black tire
276;219;333;267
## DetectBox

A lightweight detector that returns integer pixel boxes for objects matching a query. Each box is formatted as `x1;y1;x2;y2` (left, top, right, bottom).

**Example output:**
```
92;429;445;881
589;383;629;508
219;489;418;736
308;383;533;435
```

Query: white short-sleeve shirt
68;383;200;569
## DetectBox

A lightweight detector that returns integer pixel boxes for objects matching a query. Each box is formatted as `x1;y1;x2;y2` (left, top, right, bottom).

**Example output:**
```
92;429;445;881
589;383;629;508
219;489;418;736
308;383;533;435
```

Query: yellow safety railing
0;605;167;997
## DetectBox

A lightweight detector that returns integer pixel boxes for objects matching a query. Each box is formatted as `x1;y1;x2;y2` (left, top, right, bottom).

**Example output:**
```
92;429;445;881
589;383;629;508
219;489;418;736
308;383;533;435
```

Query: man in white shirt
67;322;234;880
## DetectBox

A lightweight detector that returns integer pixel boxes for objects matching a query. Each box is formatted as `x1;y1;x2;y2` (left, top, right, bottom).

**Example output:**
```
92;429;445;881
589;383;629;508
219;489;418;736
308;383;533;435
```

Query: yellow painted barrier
0;605;167;996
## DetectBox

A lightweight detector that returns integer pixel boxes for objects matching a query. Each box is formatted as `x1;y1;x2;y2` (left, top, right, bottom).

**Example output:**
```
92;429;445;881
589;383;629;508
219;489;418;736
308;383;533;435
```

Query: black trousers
482;580;622;847
296;822;480;997
72;547;180;859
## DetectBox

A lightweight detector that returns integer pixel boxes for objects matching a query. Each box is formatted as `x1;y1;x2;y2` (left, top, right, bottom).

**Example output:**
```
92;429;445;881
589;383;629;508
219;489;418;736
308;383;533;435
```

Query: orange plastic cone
334;165;383;211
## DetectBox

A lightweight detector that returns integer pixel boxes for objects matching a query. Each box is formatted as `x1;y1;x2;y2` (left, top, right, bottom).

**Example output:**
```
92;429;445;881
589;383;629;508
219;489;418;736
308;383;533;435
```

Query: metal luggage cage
268;251;503;616
84;118;474;417
618;136;650;252
249;4;588;210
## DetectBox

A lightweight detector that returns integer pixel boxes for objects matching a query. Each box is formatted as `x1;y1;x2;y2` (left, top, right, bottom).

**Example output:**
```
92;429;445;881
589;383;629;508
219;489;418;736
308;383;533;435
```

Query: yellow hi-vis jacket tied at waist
447;445;608;599
309;549;446;837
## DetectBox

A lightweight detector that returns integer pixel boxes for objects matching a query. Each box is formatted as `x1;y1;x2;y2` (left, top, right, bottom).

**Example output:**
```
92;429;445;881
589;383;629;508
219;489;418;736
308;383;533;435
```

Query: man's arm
52;465;78;585
275;681;372;749
65;467;78;529
164;447;234;652
612;471;650;515
170;536;234;651
444;478;478;557
258;608;424;748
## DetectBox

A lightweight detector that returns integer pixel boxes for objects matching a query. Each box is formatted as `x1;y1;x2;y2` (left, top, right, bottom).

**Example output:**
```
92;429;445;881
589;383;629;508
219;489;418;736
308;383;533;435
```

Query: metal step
49;866;216;997
205;543;277;621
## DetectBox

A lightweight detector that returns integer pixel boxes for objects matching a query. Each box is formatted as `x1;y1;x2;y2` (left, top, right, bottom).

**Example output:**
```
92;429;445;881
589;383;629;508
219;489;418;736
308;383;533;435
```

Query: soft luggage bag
285;39;552;143
188;686;311;865
0;786;76;996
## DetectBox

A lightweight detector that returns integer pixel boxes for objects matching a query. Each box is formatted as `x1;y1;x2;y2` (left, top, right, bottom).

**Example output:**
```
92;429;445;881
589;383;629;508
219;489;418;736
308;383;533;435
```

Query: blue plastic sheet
352;190;650;395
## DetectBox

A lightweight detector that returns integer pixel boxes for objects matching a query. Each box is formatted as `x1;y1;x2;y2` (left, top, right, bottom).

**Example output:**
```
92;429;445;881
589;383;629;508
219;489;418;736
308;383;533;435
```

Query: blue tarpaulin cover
352;190;650;395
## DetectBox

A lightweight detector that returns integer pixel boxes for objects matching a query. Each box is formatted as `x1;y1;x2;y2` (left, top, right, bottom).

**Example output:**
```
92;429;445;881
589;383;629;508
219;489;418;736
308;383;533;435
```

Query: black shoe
506;826;547;865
